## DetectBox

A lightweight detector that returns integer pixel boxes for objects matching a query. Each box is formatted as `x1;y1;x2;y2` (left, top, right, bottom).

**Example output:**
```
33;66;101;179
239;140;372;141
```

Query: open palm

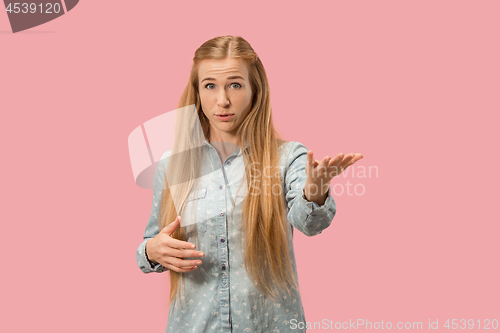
306;151;364;185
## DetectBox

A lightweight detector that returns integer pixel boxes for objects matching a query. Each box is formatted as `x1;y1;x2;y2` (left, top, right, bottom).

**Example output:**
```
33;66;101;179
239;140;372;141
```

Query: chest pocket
183;187;207;236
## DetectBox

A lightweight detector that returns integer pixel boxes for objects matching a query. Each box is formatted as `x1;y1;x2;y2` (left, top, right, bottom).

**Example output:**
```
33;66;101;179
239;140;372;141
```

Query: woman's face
198;58;253;143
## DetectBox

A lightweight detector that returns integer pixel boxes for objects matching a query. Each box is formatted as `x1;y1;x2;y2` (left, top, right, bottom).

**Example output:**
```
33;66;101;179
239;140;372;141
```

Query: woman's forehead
198;58;249;80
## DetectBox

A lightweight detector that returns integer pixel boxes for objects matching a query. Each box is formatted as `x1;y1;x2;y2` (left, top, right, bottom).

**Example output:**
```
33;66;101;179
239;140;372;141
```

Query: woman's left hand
304;151;364;203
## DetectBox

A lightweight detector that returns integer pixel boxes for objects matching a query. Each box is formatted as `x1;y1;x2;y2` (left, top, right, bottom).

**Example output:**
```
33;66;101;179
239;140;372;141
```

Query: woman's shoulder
278;140;310;172
156;149;173;171
279;140;308;157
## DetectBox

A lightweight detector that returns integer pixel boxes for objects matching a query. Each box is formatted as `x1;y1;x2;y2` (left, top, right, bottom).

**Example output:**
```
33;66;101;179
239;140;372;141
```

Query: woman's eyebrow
201;75;245;83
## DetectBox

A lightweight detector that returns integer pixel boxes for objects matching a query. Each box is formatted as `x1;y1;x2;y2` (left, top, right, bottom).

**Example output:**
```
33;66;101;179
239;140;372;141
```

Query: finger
167;257;203;268
160;216;181;236
163;262;198;273
340;154;357;170
307;150;314;169
318;156;331;173
351;153;364;164
168;247;205;259
166;237;197;250
345;153;363;165
343;153;356;163
307;151;320;175
327;153;344;168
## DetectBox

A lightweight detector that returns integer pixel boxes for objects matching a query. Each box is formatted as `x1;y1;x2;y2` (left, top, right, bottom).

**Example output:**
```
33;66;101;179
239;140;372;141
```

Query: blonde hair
159;35;299;304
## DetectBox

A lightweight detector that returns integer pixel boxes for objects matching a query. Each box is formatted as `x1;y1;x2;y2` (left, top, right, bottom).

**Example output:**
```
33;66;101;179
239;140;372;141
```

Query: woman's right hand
146;216;204;273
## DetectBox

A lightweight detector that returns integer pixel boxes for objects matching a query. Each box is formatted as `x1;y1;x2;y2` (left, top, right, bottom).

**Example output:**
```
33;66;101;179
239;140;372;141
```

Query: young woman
136;35;363;332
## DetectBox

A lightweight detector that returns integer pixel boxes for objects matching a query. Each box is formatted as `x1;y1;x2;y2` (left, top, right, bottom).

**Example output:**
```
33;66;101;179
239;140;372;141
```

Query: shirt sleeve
136;152;170;274
284;141;337;237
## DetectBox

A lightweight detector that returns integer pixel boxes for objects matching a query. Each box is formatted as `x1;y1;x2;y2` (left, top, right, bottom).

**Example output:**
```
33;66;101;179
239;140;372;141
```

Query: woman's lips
215;114;234;121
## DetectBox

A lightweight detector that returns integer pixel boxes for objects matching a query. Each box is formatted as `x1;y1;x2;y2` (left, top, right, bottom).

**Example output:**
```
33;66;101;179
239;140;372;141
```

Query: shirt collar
203;138;249;155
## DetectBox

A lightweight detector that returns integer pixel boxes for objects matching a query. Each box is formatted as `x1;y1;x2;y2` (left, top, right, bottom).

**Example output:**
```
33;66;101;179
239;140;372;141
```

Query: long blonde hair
159;35;299;304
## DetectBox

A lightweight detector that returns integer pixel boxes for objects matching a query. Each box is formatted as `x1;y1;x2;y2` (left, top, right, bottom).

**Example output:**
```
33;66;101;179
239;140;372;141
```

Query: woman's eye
204;83;241;89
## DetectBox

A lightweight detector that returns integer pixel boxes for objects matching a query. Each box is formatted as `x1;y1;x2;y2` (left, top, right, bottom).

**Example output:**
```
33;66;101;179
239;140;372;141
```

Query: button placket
213;151;231;293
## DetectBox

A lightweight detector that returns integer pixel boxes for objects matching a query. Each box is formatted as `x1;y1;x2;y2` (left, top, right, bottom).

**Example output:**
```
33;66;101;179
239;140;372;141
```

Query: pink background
1;0;499;332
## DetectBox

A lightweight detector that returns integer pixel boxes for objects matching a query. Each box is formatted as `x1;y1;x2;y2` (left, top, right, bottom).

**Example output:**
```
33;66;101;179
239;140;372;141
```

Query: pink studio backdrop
1;1;498;332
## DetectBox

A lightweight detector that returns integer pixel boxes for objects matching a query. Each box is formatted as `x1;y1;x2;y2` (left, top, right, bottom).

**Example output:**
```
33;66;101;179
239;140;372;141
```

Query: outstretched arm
284;141;336;237
284;141;363;237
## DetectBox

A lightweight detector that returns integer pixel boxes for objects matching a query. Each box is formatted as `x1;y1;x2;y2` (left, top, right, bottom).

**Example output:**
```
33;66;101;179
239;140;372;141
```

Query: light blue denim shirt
136;140;336;333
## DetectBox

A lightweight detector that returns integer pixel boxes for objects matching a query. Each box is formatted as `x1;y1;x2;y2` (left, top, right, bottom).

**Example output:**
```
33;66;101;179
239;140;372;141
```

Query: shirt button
227;161;231;165
220;238;225;243
219;185;223;190
220;212;225;216
222;265;226;270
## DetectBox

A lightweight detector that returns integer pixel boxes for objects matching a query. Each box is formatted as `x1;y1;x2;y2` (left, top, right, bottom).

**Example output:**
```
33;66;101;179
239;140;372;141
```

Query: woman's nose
217;93;230;107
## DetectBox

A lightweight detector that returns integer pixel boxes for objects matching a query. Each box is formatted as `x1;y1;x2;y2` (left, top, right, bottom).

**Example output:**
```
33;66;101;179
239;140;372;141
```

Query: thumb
160;216;181;236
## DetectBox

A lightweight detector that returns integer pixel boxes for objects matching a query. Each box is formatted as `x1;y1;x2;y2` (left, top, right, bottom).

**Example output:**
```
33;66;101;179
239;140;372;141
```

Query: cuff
138;239;168;273
300;186;335;215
